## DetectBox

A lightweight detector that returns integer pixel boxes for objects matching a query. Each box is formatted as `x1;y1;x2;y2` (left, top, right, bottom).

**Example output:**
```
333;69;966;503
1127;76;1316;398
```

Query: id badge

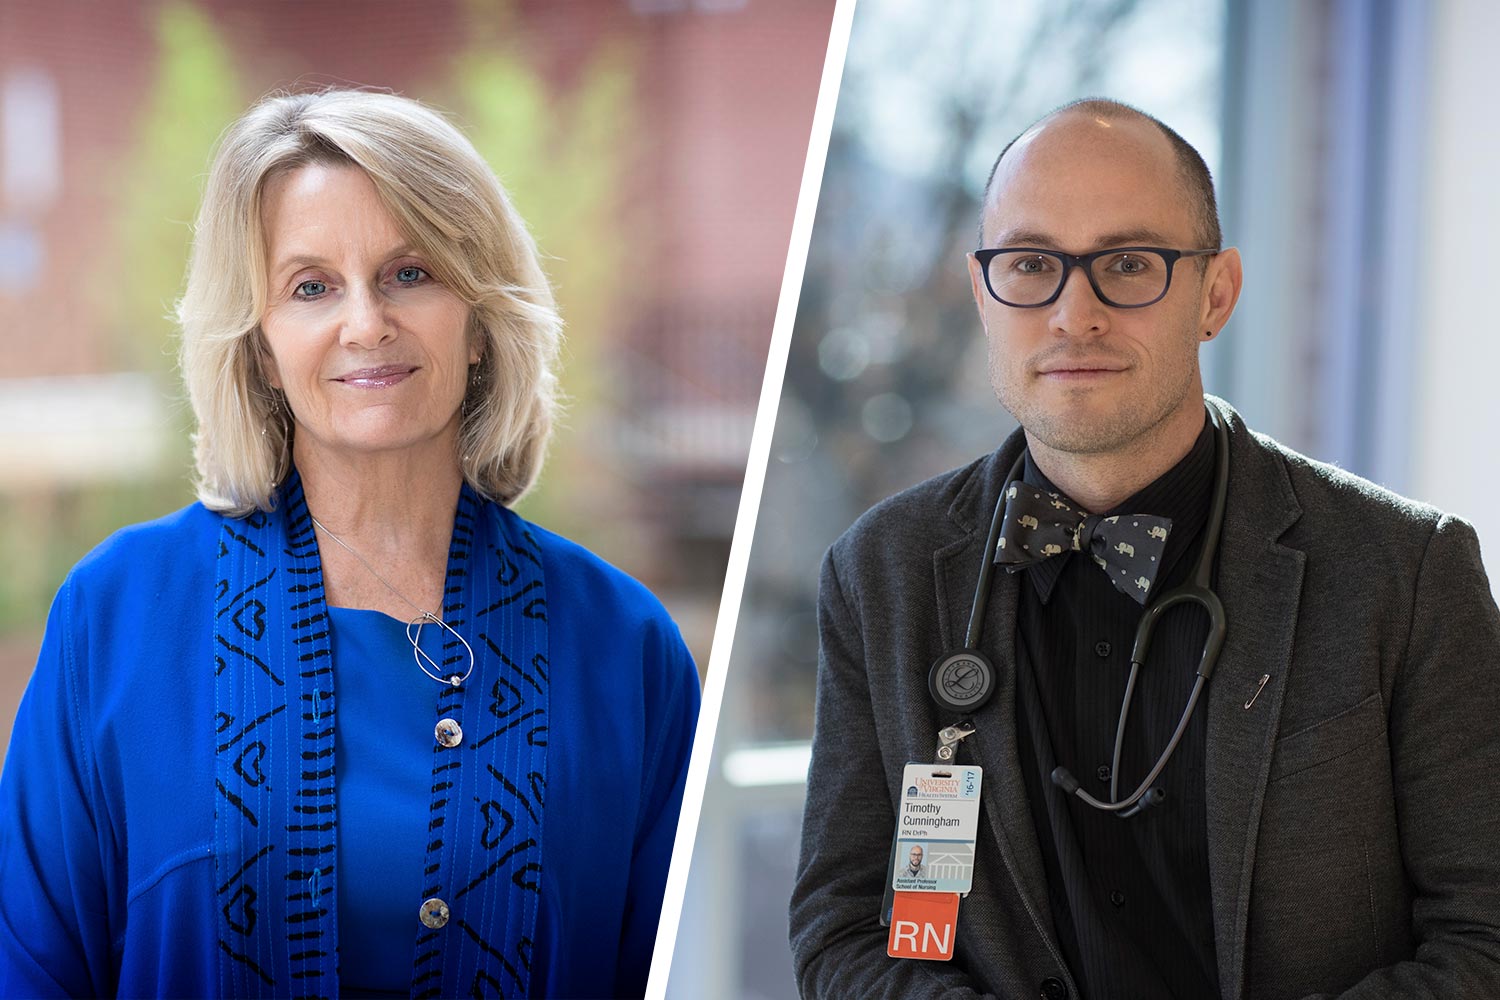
891;763;982;894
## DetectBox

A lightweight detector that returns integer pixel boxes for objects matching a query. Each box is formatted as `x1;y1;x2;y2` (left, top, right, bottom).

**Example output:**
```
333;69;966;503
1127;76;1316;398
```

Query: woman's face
258;162;476;468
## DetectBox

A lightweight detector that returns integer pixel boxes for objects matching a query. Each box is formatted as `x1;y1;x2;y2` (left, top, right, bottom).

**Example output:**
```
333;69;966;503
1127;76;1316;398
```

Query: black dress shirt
1011;416;1220;1000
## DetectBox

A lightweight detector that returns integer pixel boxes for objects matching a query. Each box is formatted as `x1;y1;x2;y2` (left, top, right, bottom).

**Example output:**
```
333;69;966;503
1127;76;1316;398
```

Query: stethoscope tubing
965;451;1026;650
978;399;1232;818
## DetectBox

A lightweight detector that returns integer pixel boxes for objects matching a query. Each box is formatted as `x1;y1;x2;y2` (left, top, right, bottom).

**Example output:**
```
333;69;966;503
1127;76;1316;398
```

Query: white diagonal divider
644;1;860;995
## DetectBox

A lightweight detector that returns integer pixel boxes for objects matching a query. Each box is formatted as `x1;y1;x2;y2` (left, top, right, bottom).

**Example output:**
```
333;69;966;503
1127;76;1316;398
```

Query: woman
0;89;699;998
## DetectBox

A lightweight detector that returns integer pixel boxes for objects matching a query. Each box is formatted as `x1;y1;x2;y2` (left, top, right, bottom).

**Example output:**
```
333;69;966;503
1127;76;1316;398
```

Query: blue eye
395;266;427;284
295;280;328;298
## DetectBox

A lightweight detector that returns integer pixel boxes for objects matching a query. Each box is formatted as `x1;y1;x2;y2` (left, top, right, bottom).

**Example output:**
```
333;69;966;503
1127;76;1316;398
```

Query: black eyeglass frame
971;246;1219;309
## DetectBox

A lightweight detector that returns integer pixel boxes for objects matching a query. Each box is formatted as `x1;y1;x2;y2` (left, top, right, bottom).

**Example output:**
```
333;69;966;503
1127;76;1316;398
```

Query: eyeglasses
971;246;1218;309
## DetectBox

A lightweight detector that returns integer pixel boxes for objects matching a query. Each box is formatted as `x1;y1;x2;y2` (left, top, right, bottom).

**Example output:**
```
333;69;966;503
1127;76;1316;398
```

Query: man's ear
1199;247;1243;339
967;254;991;334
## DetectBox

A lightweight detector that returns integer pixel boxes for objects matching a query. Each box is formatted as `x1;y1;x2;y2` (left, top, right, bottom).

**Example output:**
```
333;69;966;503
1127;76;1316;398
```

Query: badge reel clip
935;721;976;763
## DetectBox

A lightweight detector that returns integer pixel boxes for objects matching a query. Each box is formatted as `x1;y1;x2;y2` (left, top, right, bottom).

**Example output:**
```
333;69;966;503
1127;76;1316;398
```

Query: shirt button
435;719;463;748
1096;765;1111;783
419;897;450;929
1039;977;1068;999
1094;640;1111;657
1109;890;1126;908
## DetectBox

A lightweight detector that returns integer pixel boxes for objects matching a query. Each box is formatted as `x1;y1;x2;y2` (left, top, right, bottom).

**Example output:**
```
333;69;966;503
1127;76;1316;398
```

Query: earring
262;391;291;485
462;364;483;416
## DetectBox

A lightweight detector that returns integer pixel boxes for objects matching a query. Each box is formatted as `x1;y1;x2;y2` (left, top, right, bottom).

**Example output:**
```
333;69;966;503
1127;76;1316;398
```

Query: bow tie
993;483;1172;604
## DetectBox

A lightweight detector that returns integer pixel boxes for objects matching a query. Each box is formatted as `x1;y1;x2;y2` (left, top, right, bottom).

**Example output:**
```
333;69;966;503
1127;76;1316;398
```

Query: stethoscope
927;401;1230;819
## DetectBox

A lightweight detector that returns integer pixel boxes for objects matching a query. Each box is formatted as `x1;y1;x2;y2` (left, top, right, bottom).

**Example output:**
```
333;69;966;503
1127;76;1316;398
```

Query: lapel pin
1245;674;1271;710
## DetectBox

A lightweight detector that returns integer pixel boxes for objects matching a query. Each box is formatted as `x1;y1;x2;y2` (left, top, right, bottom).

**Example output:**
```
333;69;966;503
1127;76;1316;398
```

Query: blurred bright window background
0;0;836;765
670;0;1500;997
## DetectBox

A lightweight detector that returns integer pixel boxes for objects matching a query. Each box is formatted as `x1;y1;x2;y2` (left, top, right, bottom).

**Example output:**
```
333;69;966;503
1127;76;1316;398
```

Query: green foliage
434;6;637;531
104;1;242;373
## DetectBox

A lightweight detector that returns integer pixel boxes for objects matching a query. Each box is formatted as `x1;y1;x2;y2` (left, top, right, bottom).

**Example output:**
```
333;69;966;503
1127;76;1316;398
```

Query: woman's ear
252;328;283;390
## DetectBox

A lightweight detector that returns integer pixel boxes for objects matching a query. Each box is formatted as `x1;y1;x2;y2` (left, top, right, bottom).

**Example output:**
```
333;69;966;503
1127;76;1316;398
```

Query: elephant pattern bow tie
993;483;1172;604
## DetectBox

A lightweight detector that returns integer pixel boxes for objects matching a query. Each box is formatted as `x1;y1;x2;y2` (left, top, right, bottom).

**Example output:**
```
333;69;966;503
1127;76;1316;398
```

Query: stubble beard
987;338;1199;459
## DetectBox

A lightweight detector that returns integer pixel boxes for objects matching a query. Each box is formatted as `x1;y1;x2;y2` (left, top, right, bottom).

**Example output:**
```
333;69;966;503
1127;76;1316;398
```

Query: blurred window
1;67;61;213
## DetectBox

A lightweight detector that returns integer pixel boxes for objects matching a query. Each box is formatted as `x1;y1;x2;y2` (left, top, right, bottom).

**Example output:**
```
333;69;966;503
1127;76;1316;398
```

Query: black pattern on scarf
411;491;550;998
214;482;340;998
214;474;550;997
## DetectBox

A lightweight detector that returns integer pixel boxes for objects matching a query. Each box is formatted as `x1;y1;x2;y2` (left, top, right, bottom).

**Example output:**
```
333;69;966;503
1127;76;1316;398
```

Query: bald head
979;99;1221;250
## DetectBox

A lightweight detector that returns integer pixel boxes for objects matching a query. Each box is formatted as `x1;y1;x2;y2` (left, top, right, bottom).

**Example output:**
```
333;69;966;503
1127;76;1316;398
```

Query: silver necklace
310;514;475;687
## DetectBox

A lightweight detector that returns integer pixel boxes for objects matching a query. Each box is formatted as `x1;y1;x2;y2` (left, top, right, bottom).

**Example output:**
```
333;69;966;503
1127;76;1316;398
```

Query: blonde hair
177;88;562;514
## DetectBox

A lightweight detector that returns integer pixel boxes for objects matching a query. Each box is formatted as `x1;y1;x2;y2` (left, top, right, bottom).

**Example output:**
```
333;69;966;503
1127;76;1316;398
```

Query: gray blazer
790;398;1500;999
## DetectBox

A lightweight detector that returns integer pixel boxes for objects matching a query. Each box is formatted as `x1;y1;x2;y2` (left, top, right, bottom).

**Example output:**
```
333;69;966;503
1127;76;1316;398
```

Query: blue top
331;608;448;995
0;497;700;998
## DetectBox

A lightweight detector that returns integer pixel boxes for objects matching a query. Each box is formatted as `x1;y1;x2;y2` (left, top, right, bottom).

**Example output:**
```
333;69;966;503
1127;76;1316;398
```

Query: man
789;99;1500;999
905;844;927;879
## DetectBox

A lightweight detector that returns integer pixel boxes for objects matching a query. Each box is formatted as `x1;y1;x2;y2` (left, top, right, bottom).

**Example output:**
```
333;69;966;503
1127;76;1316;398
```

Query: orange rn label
887;891;959;961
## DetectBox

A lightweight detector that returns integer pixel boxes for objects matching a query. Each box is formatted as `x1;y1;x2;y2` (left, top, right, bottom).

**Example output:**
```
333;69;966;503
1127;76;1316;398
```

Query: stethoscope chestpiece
928;648;996;714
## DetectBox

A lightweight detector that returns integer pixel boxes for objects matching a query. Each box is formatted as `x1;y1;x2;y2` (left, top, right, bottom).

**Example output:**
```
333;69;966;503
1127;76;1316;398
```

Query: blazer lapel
1202;398;1306;1000
931;432;1060;948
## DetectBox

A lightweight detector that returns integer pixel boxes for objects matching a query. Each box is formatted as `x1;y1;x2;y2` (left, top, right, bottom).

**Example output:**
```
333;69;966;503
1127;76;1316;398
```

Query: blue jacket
0;482;699;998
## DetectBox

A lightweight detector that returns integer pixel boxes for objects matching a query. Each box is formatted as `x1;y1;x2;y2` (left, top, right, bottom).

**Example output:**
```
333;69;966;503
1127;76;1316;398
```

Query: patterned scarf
212;472;550;997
